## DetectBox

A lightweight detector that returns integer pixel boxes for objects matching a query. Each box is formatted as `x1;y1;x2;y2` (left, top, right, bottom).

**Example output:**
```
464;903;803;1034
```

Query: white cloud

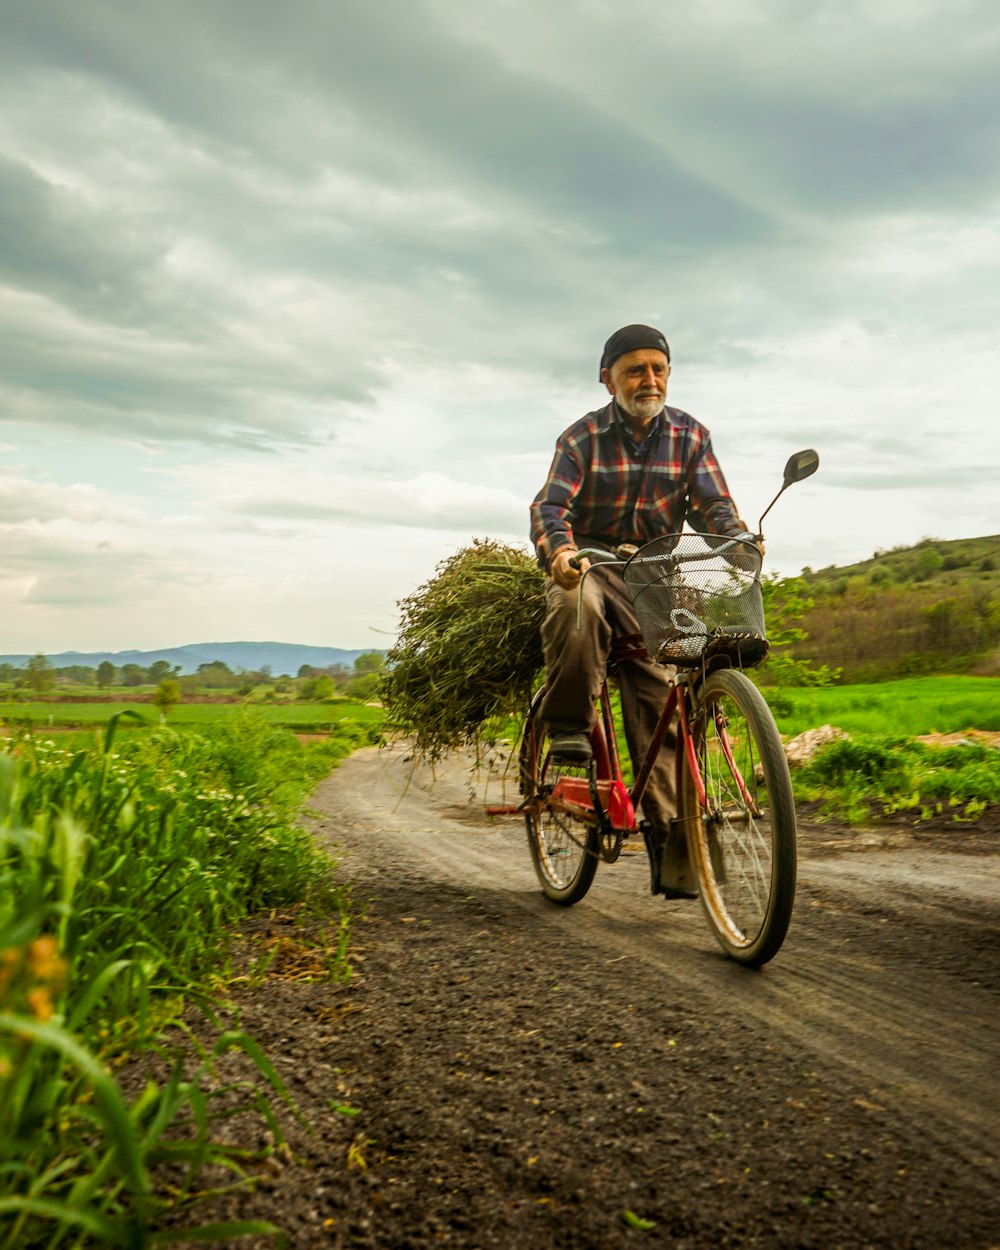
215;469;525;537
0;473;144;525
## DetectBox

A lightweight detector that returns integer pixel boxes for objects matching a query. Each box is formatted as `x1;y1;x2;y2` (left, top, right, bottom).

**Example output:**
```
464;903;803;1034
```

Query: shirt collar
607;400;666;448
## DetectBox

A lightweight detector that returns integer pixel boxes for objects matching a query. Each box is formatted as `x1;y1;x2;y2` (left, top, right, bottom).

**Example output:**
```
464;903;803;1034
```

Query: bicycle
518;449;819;967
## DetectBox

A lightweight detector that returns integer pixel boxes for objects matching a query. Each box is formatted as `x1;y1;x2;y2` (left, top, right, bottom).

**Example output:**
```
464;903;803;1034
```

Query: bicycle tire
520;700;601;905
680;668;796;966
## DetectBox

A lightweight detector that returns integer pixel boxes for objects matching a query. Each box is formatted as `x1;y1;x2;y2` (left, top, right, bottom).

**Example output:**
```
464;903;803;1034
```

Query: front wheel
520;704;601;905
680;668;796;966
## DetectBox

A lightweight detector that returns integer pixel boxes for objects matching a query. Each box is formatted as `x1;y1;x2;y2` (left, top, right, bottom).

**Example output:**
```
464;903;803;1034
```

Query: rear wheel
680;668;796;966
520;708;600;905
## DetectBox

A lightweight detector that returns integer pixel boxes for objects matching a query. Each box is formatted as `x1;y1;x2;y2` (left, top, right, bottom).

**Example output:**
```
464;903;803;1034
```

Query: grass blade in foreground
1;709;370;1246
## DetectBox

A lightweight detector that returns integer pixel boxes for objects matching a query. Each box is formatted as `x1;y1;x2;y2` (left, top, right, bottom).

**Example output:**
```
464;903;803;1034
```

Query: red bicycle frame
545;657;756;833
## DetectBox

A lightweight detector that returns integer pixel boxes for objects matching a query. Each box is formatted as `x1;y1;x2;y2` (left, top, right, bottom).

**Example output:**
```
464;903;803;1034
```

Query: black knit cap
599;323;671;380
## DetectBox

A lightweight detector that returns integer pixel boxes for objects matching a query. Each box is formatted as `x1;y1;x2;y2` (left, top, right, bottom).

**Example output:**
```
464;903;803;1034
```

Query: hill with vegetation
779;533;999;682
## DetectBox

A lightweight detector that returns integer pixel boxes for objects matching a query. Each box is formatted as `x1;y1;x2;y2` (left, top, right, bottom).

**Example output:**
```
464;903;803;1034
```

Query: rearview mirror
783;449;820;487
758;448;821;536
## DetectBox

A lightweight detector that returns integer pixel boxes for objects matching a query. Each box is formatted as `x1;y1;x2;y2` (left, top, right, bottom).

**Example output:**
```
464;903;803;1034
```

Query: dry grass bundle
379;539;546;760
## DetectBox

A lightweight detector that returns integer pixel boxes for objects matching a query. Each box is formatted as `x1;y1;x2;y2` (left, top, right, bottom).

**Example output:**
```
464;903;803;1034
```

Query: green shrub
792;733;998;823
798;738;910;790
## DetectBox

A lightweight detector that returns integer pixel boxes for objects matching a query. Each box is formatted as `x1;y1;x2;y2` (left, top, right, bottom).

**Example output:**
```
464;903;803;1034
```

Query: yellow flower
26;987;55;1021
28;936;66;983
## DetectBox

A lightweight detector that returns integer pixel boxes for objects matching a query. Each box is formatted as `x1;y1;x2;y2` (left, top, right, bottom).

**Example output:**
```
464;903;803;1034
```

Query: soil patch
794;797;1000;858
916;729;1000;748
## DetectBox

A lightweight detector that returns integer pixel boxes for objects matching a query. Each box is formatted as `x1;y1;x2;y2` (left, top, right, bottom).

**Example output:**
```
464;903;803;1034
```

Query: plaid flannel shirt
530;401;743;568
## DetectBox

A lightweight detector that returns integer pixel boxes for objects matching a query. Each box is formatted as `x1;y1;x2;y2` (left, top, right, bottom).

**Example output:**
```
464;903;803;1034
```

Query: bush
792;733;999;823
798;738;910;789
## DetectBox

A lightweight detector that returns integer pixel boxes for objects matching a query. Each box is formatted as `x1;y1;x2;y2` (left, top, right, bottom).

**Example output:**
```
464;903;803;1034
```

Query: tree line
0;652;386;700
763;534;999;683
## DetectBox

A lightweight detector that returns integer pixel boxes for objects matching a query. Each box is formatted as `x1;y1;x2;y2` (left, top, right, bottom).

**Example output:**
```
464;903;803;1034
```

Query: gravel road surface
206;742;1000;1249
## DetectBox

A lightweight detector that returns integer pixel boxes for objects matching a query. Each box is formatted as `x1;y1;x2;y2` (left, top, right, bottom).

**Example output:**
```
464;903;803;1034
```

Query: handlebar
567;547;634;630
568;533;758;572
567;546;633;571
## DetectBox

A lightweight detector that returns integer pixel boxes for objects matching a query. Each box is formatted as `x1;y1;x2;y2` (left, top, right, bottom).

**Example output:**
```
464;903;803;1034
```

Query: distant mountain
0;641;378;677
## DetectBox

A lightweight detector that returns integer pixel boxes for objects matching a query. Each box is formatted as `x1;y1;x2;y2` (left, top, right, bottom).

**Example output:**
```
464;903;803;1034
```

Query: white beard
618;394;664;423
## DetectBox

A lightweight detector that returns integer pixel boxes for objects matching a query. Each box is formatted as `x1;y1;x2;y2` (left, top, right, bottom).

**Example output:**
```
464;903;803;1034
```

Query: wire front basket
623;533;769;669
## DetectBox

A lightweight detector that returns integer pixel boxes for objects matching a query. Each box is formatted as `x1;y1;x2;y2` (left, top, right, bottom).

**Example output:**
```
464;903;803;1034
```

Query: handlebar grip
568;547;619;570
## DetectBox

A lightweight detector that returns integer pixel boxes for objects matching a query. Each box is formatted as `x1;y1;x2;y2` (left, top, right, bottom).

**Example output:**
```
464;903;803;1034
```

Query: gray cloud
8;0;971;454
0;0;996;647
0;305;340;449
4;1;773;243
440;0;1000;216
0;155;162;316
0;525;197;608
215;470;526;537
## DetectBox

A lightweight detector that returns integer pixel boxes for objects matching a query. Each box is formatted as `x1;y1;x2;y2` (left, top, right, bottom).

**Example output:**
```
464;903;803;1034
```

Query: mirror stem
756;484;788;537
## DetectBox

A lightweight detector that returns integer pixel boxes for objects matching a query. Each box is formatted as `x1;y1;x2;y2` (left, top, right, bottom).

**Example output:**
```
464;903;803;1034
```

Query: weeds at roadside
792;735;999;825
0;709;360;1247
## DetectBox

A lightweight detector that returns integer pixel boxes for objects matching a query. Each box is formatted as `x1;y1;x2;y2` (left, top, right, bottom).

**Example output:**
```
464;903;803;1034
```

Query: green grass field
758;676;999;824
767;676;999;739
8;676;994;740
0;698;383;731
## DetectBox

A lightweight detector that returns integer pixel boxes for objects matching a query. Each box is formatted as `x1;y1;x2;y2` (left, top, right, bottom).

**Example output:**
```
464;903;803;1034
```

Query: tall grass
0;710;370;1247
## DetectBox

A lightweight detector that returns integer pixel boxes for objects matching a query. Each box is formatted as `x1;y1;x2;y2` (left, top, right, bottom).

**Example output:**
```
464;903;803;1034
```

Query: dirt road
213;742;1000;1248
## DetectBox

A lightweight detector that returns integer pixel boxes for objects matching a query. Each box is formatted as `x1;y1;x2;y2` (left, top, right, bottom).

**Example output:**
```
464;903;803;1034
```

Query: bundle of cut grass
380;539;546;760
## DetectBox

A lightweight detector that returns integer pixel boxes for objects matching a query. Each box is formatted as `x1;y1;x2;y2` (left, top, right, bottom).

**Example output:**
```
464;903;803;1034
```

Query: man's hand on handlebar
550;547;590;589
733;529;766;558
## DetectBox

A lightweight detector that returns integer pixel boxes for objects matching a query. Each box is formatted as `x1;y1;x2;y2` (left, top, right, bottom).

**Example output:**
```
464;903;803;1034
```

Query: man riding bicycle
529;323;753;897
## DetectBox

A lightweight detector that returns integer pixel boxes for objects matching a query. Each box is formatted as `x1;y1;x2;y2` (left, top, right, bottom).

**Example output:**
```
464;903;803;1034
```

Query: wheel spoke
536;757;592;887
704;702;773;938
522;716;600;904
681;669;797;966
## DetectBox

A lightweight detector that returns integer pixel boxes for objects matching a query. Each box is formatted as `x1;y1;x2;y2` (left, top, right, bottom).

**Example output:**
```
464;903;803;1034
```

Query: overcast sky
2;0;998;653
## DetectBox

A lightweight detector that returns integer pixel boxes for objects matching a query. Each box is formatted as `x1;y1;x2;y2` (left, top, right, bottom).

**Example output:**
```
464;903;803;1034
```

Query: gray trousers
538;567;695;892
